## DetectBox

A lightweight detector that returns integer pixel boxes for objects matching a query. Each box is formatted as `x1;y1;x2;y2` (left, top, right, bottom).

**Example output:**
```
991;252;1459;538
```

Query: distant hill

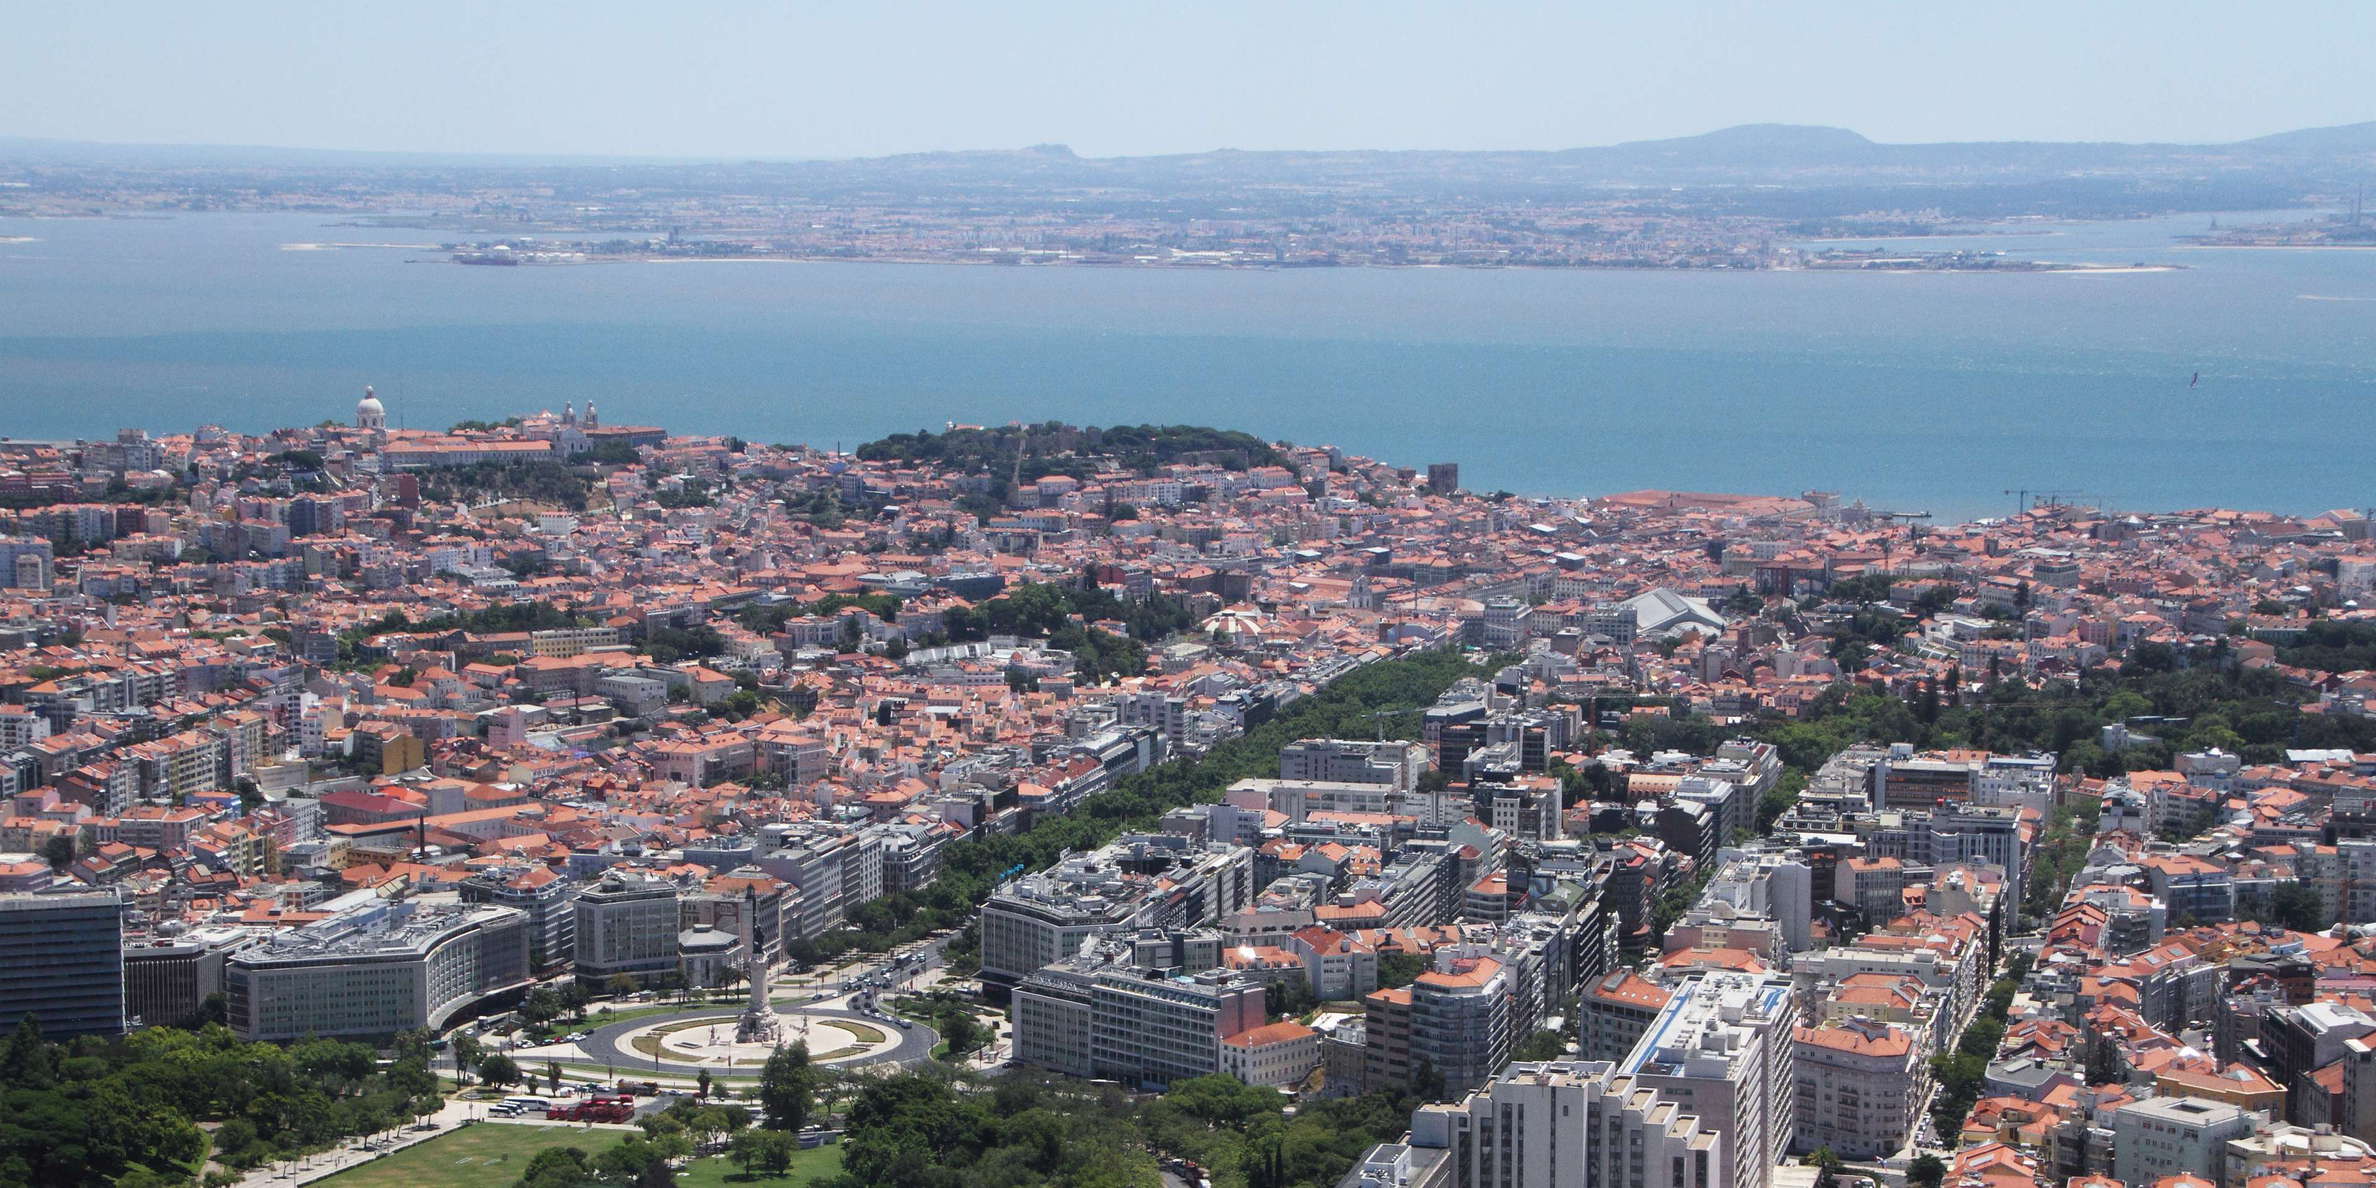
854;423;1283;491
7;120;2373;180
6;122;2369;213
1591;123;1883;169
2237;120;2376;154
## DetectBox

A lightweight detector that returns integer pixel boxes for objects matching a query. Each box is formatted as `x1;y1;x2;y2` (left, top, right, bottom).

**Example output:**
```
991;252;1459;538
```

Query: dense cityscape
0;390;2373;1188
19;121;2376;271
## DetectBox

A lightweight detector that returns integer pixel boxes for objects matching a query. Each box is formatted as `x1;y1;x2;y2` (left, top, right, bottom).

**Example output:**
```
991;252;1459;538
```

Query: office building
1280;738;1429;794
1091;966;1266;1090
980;838;1252;997
461;864;576;972
0;890;124;1038
225;901;529;1040
1010;938;1267;1089
123;925;254;1029
2109;1096;2252;1188
573;870;680;987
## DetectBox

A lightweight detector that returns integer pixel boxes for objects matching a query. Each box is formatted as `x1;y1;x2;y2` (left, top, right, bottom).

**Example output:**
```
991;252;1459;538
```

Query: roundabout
625;1012;897;1068
568;1002;938;1076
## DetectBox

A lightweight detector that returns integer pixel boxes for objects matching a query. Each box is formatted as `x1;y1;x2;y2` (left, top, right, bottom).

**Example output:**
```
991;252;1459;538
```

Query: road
562;999;939;1077
483;929;965;1082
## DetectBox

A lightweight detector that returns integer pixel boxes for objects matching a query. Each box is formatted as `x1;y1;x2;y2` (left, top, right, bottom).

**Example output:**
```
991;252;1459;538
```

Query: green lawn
309;1122;843;1188
677;1145;844;1188
584;1002;741;1029
313;1122;591;1187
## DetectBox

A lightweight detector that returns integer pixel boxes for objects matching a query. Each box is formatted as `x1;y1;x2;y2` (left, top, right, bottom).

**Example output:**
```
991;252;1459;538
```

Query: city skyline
9;8;2376;1184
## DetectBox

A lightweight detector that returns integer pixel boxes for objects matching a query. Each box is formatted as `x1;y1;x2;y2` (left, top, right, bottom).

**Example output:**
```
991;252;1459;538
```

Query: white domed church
355;386;387;433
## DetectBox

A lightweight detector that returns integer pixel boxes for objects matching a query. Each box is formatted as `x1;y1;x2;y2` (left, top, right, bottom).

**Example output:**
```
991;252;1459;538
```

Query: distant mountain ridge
6;120;2374;173
5;122;2371;211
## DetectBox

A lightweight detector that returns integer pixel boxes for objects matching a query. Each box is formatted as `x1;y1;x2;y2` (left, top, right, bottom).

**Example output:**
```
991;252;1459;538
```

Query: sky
4;0;2372;160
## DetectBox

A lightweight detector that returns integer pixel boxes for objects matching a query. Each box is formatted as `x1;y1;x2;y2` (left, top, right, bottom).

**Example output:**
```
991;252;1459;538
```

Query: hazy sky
5;0;2371;159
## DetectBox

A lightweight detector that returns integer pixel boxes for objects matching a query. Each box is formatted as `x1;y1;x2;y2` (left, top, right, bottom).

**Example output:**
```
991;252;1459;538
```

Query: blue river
2;209;2372;522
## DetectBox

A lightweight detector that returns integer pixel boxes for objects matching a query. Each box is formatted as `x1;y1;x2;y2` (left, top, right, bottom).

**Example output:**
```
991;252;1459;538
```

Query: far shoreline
450;250;2189;275
2176;242;2376;252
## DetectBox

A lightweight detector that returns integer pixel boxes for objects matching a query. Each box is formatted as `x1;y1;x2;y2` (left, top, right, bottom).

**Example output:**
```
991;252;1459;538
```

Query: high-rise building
0;537;54;590
287;495;344;537
461;865;577;973
123;925;255;1029
0;890;125;1038
1365;948;1515;1096
1279;738;1429;794
1789;1018;1928;1159
1427;463;1460;495
1010;937;1267;1090
1408;1060;1724;1188
1581;969;1673;1062
1619;972;1798;1188
573;871;681;988
978;838;1252;998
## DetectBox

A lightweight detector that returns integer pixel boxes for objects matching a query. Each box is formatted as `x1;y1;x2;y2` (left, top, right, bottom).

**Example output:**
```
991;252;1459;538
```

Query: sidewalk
232;1100;643;1186
233;1097;477;1187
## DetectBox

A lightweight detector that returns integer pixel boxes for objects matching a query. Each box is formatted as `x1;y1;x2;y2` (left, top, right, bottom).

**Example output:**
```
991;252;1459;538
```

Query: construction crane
2002;488;2102;517
1862;510;1931;575
1359;705;1426;742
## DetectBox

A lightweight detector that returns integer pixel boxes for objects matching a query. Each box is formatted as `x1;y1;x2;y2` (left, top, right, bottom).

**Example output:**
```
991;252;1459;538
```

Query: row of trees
853;423;1282;486
736;592;904;634
829;1068;1410;1188
2274;620;2376;673
411;458;600;511
943;581;1199;645
1757;642;2376;778
728;579;1193;685
0;1019;444;1186
1927;958;2029;1142
510;1050;814;1187
789;648;1484;967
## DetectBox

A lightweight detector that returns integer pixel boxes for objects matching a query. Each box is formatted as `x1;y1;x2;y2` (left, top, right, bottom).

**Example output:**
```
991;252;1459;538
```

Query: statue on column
734;884;782;1045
